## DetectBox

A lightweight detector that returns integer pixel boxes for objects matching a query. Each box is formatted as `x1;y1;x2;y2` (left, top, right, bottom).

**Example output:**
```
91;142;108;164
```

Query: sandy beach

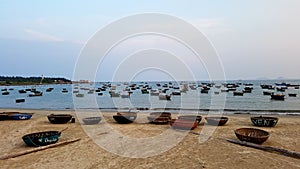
0;109;299;169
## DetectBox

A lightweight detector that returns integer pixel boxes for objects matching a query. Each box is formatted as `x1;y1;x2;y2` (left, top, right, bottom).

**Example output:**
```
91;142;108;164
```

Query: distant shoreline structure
0;76;71;86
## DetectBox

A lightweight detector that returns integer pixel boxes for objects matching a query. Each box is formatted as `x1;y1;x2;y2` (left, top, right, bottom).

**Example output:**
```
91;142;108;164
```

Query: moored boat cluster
0;81;299;107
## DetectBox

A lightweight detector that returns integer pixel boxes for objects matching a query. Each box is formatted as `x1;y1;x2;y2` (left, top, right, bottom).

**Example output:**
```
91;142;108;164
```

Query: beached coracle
47;114;73;124
170;119;198;130
205;116;228;126
113;112;137;124
82;117;102;125
251;116;278;127
234;128;270;144
0;113;8;120
147;116;170;124
147;112;172;124
177;115;202;124
22;131;61;147
2;112;33;120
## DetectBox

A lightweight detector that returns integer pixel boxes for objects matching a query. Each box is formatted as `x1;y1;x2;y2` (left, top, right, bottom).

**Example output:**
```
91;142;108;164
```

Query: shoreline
1;107;300;116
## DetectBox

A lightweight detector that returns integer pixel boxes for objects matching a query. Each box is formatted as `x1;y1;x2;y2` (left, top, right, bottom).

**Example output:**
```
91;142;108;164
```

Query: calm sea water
1;80;300;114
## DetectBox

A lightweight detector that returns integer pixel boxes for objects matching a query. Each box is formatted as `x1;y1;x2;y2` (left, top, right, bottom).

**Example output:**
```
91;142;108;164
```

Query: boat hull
22;131;61;147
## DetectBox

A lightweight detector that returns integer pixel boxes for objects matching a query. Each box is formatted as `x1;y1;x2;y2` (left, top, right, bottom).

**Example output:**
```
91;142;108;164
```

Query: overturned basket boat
117;112;137;117
147;116;170;124
170;119;198;130
147;112;172;124
82;117;102;125
22;130;61;147
47;114;73;124
234;128;270;144
251;116;278;127
113;112;137;124
177;115;202;124
149;112;171;117
205;116;228;126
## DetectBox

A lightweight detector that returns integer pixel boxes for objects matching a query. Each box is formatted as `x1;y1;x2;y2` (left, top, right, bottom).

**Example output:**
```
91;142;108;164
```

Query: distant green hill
0;76;71;85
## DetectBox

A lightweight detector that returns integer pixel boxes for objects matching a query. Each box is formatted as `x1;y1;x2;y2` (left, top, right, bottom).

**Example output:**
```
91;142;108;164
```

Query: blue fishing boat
22;131;61;147
10;113;32;120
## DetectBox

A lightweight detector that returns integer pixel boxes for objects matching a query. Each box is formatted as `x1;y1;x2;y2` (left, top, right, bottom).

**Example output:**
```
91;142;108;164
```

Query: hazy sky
0;1;300;81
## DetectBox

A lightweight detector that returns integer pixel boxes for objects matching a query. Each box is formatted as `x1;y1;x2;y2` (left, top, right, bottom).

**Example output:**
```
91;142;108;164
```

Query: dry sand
0;109;299;169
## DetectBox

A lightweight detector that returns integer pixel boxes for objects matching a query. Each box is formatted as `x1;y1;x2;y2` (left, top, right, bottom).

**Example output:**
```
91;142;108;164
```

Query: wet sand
0;109;299;169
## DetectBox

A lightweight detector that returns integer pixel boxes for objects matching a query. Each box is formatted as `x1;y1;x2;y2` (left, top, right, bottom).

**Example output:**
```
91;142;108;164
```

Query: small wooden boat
16;98;25;103
47;114;73;124
46;88;52;92
110;91;120;97
46;88;54;92
170;119;198;130
82;117;102;125
261;84;274;89
234;128;269;144
117;112;137;116
158;93;171;100
288;93;297;97
147;112;171;124
271;94;285;100
177;115;202;124
221;89;229;92
8;113;32;120
243;87;252;93
251;116;278;127
62;88;68;93
18;89;27;94
28;91;43;97
214;91;220;95
2;91;9;95
149;112;171;117
113;112;137;124
171;91;181;96
113;115;136;124
201;89;209;94
263;91;273;95
22;130;61;147
76;93;84;97
233;91;244;96
228;88;237;91
147;116;170;124
205;116;228;126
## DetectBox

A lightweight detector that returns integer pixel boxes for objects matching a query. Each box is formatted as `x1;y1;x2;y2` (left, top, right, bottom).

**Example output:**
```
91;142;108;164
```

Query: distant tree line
0;76;71;85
